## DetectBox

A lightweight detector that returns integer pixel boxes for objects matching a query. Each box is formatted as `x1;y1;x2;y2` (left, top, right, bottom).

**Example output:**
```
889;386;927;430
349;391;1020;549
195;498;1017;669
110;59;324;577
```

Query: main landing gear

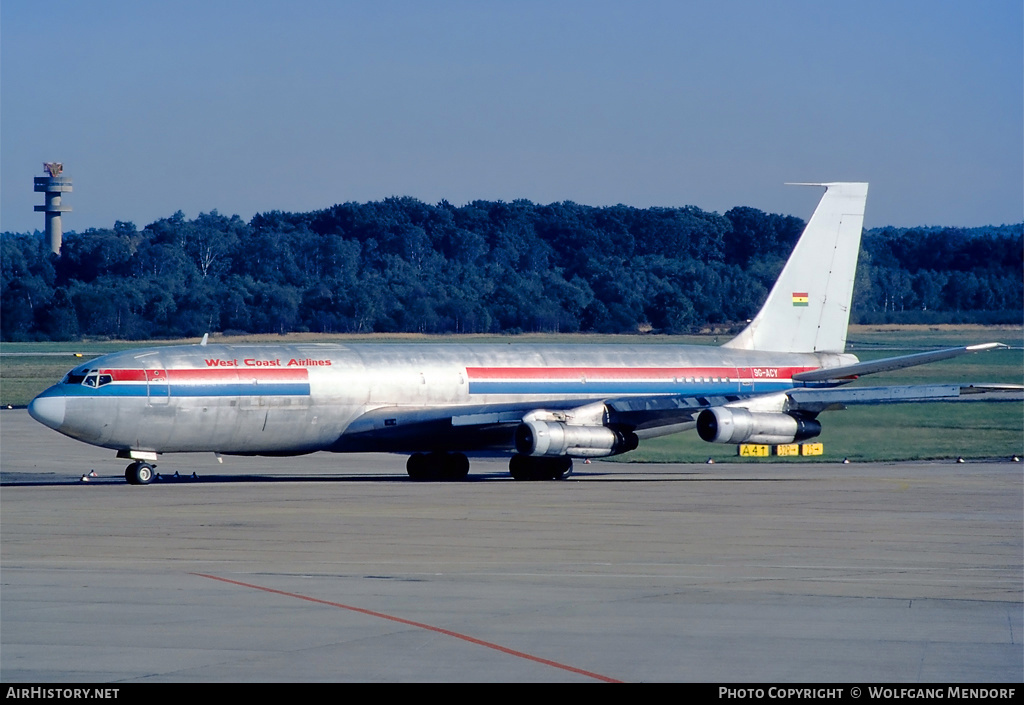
404;453;574;481
124;461;155;485
406;452;470;481
508;455;573;481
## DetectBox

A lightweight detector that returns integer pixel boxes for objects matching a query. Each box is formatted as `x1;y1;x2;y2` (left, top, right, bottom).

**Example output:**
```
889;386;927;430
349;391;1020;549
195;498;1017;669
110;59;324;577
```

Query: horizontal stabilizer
792;343;1007;382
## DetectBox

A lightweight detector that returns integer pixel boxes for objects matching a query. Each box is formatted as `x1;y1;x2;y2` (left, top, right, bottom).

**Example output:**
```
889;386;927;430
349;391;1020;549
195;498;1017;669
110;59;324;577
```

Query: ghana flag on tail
792;292;809;307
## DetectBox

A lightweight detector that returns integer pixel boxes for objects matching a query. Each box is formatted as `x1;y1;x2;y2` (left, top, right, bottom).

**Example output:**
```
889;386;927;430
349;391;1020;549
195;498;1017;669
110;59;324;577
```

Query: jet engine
696;407;821;445
514;420;639;458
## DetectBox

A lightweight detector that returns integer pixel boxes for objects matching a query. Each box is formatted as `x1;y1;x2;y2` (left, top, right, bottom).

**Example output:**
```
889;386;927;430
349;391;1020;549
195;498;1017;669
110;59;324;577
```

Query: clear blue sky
2;0;1021;233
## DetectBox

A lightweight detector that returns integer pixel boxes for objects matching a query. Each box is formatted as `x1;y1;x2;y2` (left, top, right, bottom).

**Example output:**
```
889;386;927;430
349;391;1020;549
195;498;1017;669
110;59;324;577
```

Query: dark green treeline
2;197;1021;341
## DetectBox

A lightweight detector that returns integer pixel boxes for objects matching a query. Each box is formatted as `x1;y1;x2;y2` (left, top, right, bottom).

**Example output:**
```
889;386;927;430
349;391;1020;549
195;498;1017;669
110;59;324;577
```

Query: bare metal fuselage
31;342;853;457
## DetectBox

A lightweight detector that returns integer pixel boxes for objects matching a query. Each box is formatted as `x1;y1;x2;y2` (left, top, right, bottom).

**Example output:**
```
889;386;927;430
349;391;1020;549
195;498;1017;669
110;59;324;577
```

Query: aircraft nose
28;394;66;430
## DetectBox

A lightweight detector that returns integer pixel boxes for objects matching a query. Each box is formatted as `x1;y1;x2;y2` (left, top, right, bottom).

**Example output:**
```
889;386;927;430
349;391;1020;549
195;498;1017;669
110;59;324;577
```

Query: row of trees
856;226;1021;321
2;197;1020;341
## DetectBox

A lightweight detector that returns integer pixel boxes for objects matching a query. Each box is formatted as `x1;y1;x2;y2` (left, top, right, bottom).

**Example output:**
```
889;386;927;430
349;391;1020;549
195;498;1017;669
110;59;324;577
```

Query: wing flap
786;383;1024;413
792;343;1006;382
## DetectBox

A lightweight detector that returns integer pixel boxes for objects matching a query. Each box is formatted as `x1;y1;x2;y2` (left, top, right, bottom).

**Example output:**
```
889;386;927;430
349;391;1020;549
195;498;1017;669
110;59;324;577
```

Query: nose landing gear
124;461;155;485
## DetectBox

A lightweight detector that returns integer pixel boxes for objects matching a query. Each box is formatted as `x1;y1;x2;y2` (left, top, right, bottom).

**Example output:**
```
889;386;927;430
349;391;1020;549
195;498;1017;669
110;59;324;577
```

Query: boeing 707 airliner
27;183;1019;483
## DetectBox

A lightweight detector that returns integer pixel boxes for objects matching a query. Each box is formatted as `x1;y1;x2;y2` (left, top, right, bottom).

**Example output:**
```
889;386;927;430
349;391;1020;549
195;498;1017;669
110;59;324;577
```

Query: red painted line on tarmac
191;572;621;683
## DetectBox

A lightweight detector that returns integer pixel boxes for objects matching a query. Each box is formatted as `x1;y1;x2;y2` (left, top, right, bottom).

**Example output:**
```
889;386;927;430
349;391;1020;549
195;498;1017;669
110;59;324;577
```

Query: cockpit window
63;371;87;385
79;370;113;388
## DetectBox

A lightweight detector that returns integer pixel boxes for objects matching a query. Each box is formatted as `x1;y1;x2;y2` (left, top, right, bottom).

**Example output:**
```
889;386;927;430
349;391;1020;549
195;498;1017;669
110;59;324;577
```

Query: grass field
2;325;1020;462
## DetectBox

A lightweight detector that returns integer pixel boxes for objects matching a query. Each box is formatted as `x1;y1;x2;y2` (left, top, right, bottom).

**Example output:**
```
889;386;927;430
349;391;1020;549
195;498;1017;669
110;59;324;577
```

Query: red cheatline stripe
467;366;819;381
191;572;621;683
100;368;310;383
168;368;309;382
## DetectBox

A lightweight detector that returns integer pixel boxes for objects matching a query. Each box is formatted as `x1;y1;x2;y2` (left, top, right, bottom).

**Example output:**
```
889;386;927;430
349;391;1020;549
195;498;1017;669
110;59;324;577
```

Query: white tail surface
723;182;868;353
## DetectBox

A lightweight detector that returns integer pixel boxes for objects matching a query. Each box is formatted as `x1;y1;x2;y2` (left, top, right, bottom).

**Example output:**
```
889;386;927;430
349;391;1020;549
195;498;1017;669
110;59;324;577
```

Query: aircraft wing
335;378;1022;454
603;393;739;437
792;343;1006;382
784;383;1024;413
334;392;741;452
335;399;599;453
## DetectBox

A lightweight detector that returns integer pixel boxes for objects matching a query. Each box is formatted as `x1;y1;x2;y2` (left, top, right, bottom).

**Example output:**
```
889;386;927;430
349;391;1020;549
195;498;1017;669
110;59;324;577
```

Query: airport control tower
34;162;72;254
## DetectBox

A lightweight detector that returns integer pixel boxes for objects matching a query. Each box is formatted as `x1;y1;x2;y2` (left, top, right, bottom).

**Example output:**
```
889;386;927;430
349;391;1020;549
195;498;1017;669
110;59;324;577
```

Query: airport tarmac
1;409;1021;683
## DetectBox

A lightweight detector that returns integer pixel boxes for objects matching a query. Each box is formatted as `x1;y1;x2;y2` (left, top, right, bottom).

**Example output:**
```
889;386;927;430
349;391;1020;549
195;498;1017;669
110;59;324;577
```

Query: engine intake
515;421;639;458
696;407;821;445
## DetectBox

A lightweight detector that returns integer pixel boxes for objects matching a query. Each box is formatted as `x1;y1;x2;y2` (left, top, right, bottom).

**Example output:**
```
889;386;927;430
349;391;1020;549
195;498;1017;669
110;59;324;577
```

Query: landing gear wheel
407;452;471;481
509;455;573;481
551;457;573;480
441;452;470;481
406;453;430;481
125;461;155;485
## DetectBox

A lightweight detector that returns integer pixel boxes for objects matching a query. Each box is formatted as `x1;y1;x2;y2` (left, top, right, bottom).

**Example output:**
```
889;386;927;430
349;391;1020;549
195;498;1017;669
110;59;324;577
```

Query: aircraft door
145;366;170;405
737;367;754;394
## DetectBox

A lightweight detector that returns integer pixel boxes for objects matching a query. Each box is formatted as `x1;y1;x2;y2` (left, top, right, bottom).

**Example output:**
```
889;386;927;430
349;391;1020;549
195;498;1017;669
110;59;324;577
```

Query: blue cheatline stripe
468;381;697;395
50;382;311;398
44;384;148;398
165;382;311;397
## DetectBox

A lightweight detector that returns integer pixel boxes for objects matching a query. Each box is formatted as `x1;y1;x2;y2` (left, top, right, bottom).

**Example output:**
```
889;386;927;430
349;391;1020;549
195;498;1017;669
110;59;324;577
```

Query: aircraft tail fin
723;182;868;353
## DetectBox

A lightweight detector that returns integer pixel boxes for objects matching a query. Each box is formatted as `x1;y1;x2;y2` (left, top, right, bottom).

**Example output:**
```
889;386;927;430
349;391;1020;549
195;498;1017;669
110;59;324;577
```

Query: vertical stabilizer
723;182;868;353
